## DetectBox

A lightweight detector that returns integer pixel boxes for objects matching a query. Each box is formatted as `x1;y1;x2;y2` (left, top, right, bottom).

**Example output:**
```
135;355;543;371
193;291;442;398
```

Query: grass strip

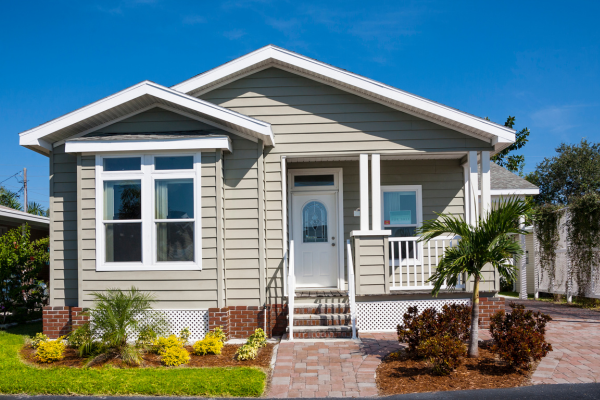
0;323;265;397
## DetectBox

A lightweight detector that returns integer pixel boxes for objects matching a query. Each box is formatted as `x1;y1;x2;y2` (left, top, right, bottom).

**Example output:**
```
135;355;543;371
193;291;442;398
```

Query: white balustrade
287;240;295;340
389;236;464;291
346;239;357;340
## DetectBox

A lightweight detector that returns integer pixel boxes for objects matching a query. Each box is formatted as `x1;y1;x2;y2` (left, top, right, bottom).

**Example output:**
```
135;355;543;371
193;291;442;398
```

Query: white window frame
382;185;423;265
95;151;202;271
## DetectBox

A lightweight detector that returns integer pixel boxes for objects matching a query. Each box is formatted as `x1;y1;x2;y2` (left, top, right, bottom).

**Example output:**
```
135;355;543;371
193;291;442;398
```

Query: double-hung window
96;153;202;271
381;185;423;261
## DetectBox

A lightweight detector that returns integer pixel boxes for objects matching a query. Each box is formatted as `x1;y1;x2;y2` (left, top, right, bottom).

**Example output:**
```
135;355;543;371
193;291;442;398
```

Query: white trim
0;207;49;225
463;163;470;227
281;156;288;297
288;168;345;290
95;151;203;272
371;154;381;231
172;45;515;147
65;136;232;154
486;189;540;196
480;151;491;219
468;151;479;225
350;230;391;237
359;154;369;231
19;81;274;149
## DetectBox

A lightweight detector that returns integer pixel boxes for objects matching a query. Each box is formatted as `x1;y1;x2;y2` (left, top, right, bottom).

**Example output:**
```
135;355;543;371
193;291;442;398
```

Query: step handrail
288;240;295;340
347;239;357;340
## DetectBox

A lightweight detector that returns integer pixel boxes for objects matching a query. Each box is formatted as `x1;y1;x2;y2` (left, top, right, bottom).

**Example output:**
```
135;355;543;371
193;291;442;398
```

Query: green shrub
30;332;48;349
235;328;267;361
236;343;258;361
417;335;466;375
397;304;471;358
489;302;553;370
36;337;66;363
205;326;226;343
153;335;186;355
193;337;223;356
161;346;191;367
248;328;267;348
67;323;91;349
179;327;192;345
136;326;158;348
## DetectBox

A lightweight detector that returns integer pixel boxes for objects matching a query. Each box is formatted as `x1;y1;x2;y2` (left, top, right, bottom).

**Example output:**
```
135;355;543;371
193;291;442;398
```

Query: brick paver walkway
268;333;400;398
509;300;600;385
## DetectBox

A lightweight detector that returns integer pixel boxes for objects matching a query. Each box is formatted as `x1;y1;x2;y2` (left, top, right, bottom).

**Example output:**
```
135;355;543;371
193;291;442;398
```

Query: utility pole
23;168;27;213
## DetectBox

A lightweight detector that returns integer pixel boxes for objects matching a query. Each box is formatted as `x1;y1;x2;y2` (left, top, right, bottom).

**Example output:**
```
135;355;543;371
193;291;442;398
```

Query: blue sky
1;0;598;207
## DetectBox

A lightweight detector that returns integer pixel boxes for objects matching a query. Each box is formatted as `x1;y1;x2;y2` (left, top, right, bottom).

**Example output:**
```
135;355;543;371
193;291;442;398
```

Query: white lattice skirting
356;299;471;332
115;310;209;341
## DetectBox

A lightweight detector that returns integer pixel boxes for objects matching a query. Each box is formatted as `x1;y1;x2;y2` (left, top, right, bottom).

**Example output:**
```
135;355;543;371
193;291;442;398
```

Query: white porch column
467;151;479;225
519;215;527;300
463;163;470;225
371;154;381;231
480;151;491;220
360;154;369;231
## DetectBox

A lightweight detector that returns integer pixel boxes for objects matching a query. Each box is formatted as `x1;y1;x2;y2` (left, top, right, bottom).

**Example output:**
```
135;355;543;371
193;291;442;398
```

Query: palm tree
418;197;529;357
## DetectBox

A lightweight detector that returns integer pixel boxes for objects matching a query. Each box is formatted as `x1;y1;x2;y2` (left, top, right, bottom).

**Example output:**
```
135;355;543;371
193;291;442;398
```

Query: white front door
292;192;338;288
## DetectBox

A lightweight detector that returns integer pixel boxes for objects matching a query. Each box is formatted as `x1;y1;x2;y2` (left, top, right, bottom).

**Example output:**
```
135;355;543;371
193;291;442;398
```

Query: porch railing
287;240;295;340
389;236;465;291
346;239;357;339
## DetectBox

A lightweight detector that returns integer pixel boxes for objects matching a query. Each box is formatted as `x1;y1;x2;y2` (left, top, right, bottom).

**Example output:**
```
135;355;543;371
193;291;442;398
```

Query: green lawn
0;323;266;396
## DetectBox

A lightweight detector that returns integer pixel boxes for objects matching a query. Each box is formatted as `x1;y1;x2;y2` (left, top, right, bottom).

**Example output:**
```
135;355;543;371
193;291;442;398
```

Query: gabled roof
490;163;539;194
18;81;274;155
172;45;515;151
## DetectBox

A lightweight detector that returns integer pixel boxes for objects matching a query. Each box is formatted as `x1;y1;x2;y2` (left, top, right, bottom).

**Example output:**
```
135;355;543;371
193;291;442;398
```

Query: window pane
106;223;142;262
157;222;194;262
104;180;141;220
302;201;328;243
155;179;194;219
294;175;334;187
155;156;194;170
383;191;417;226
103;157;141;171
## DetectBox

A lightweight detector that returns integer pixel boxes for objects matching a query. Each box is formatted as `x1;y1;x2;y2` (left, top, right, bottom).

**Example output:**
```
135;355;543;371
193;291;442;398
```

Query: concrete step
287;325;353;339
293;313;351;326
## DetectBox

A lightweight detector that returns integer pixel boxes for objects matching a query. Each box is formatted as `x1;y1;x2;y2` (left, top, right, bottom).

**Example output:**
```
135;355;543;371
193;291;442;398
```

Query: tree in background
490;116;530;176
0;186;48;217
0;225;49;323
527;139;600;205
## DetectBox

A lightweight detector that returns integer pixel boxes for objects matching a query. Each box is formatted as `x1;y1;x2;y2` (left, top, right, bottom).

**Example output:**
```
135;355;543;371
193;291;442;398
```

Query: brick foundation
42;306;89;338
208;304;288;338
478;297;506;329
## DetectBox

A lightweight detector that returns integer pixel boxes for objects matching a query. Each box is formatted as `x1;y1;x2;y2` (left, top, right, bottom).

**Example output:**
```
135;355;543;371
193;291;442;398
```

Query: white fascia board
480;189;540;196
0;208;50;225
64;136;232;154
19;81;274;148
172;45;515;144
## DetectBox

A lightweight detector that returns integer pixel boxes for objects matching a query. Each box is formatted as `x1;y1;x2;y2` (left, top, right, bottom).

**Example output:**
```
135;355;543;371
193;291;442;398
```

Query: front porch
281;151;499;338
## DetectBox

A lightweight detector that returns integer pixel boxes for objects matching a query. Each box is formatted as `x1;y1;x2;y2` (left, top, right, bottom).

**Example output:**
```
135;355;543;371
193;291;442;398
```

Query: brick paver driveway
509;300;600;385
268;333;400;398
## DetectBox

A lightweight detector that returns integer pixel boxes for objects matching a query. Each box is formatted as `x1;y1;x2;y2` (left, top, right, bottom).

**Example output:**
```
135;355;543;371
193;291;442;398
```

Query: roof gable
18;81;274;155
172;45;515;151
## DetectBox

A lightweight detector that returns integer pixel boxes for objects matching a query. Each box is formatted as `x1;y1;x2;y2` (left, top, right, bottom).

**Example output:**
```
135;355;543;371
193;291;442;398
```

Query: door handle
332;243;336;246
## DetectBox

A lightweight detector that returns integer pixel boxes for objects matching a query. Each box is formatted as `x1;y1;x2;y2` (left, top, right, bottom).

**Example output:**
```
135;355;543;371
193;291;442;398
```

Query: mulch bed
20;343;274;370
377;347;532;395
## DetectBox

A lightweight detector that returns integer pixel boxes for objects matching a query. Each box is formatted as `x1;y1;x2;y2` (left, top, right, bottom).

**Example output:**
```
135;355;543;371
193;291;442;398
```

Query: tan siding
92;107;217;134
222;136;262;306
199;68;494;156
78;151;220;309
50;145;78;306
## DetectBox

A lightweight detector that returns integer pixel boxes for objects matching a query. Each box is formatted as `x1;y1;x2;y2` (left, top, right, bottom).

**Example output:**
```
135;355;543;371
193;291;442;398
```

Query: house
19;45;532;340
0;205;49;239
